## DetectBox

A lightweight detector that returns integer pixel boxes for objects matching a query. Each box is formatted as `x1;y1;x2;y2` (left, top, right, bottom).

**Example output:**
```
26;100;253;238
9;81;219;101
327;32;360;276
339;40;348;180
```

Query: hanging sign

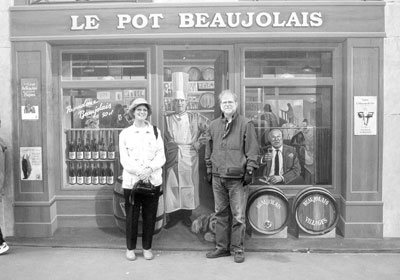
354;96;377;136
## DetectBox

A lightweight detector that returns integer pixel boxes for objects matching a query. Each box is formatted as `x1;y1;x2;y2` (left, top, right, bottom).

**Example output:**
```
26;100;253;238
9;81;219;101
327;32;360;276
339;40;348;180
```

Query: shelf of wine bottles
68;161;115;186
66;130;117;161
65;129;119;186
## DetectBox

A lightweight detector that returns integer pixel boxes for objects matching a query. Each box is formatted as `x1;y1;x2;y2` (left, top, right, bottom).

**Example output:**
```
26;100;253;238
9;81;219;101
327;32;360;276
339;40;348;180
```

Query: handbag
132;180;159;196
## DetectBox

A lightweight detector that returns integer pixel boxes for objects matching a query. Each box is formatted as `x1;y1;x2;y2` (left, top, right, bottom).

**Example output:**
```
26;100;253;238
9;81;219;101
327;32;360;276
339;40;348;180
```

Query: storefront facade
1;0;392;241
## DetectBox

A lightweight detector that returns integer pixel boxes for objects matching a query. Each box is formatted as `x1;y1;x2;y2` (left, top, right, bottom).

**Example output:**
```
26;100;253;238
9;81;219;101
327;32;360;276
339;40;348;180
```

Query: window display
244;50;333;186
61;51;148;188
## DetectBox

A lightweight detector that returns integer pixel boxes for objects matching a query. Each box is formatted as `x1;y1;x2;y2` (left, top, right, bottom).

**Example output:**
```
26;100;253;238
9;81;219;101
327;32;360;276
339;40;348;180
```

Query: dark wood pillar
338;38;384;238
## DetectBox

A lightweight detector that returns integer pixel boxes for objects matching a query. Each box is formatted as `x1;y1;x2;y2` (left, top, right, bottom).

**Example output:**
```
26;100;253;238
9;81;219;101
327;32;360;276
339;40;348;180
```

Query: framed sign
354;96;377;136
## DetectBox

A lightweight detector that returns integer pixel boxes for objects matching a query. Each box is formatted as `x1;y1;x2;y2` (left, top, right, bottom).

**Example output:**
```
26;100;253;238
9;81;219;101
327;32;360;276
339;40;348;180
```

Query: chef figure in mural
164;72;210;229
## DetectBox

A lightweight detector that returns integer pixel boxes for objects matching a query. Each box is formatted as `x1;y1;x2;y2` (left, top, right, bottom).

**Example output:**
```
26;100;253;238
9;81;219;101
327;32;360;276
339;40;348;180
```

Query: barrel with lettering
293;187;339;235
113;177;164;235
246;186;289;235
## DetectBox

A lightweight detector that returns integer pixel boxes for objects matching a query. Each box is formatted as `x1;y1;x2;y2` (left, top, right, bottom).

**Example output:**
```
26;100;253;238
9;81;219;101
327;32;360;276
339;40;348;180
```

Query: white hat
128;98;152;116
172;72;188;100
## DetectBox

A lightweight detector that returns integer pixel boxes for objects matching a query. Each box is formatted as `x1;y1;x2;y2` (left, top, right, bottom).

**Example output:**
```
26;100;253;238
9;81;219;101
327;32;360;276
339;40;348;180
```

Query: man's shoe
143;249;154;260
234;250;245;263
126;249;136;261
206;249;231;259
182;216;192;227
0;242;9;255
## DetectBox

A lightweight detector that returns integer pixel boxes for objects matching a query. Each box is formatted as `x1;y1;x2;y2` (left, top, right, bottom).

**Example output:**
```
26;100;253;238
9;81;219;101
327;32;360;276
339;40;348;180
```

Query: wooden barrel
293;187;339;235
246;186;289;235
113;177;164;235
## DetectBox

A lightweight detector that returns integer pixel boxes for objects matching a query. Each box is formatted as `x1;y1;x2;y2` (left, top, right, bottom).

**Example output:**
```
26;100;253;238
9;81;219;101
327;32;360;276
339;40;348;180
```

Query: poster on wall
20;147;43;181
354;96;377;135
21;105;39;120
21;78;38;99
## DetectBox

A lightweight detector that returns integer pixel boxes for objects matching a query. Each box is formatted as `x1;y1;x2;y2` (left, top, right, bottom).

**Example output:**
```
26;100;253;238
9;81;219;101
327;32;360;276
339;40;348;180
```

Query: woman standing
119;98;166;261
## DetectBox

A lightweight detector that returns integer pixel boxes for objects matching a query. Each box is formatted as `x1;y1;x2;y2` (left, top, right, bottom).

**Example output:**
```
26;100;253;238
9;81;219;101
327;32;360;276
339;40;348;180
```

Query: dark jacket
205;114;259;178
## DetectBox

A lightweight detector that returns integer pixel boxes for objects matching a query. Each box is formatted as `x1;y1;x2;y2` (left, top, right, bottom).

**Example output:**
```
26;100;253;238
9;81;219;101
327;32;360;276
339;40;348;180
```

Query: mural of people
164;72;210;229
110;103;130;128
260;103;279;147
254;129;301;185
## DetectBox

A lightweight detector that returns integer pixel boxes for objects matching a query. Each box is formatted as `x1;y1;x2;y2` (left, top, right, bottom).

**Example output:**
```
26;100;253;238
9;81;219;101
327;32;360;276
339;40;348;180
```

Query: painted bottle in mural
99;162;107;185
76;132;84;160
84;162;92;185
91;132;99;160
76;162;84;185
106;162;114;185
68;162;76;185
99;133;107;159
92;163;99;185
84;133;92;160
107;132;115;160
68;131;76;160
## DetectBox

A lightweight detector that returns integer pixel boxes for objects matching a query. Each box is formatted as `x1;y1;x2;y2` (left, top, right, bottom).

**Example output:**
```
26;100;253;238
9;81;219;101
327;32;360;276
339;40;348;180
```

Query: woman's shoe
126;249;136;261
143;249;154;260
0;242;9;255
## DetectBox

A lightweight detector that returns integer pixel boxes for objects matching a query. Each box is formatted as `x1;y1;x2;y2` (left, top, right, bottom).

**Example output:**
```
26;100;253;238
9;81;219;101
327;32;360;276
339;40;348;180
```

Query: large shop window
61;51;148;188
244;50;333;185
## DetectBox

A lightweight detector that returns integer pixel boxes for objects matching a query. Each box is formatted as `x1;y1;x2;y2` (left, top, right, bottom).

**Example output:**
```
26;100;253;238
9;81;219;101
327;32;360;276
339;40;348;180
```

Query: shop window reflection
245;86;332;185
245;51;332;78
62;52;147;81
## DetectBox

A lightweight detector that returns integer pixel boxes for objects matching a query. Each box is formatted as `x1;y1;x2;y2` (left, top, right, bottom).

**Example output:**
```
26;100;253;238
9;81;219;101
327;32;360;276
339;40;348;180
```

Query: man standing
164;72;210;229
205;90;259;263
255;128;301;185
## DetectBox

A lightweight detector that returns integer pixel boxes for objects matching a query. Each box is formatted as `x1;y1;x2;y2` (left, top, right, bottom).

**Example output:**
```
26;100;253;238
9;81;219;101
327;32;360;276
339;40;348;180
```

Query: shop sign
10;4;385;39
354;96;377;136
70;11;323;31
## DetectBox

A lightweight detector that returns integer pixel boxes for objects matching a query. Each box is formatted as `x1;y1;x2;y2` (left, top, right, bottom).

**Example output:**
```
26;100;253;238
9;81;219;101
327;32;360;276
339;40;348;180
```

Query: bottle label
107;151;115;159
84;176;92;185
77;176;84;185
77;152;84;160
92;152;99;160
99;151;107;159
107;176;114;185
69;176;76;185
84;152;92;160
92;177;99;185
100;176;107;185
69;152;76;160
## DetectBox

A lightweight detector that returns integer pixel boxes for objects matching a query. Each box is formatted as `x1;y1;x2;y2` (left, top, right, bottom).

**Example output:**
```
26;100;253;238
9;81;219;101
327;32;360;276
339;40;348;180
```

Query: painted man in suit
254;128;300;185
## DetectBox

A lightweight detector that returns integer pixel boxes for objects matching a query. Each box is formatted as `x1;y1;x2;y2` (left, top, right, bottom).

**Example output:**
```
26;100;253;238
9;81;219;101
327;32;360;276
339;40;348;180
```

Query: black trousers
124;188;159;250
0;226;4;244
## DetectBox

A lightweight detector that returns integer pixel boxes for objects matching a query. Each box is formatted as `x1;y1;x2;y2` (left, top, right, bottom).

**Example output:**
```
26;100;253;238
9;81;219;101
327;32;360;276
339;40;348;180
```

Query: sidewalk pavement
1;246;400;280
6;226;400;253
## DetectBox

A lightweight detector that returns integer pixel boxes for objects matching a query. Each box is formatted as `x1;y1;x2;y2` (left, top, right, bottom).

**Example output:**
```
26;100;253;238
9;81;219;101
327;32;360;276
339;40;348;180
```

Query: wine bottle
107;131;115;159
92;163;99;185
99;162;107;185
76;162;84;185
84;162;92;185
106;162;114;185
68;131;76;160
91;132;99;160
68;163;76;185
99;132;107;159
76;131;84;160
84;132;92;160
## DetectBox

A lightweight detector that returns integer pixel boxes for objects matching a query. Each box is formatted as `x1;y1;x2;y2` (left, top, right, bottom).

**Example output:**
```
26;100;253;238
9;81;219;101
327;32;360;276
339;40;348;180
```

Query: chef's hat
171;72;189;100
